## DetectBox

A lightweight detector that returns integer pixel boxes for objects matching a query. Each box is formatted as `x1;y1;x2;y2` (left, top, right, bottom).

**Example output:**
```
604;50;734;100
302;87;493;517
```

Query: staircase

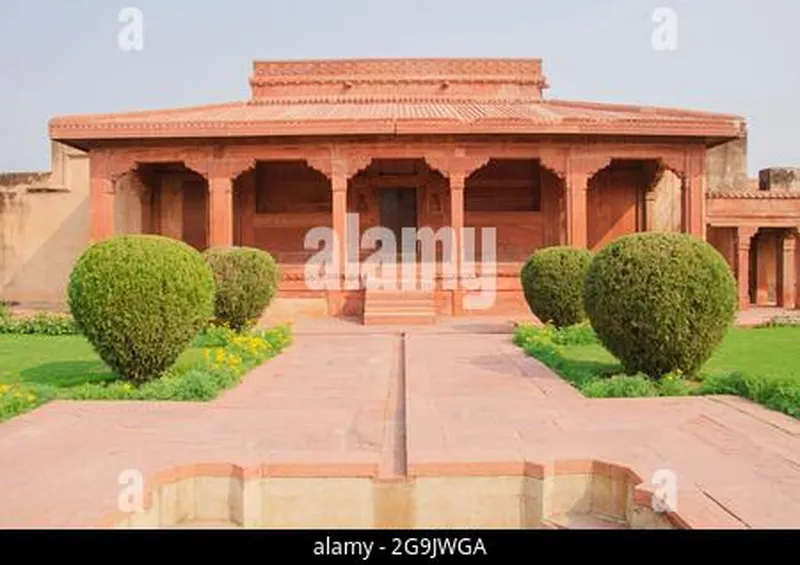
362;289;437;325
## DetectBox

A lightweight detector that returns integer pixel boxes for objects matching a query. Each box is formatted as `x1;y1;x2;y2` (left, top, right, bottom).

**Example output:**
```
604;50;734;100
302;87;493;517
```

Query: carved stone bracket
424;150;490;180
568;153;612;179
184;156;256;180
306;152;373;184
89;150;139;188
737;225;759;249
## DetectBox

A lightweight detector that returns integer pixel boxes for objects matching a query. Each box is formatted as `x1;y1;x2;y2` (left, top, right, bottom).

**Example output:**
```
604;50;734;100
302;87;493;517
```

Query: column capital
425;150;489;180
737;226;758;249
307;151;372;180
184;156;255;180
89;149;137;186
567;152;611;179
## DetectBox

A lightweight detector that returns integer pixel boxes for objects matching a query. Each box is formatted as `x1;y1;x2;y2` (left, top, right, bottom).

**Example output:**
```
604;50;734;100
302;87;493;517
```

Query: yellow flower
26;394;36;402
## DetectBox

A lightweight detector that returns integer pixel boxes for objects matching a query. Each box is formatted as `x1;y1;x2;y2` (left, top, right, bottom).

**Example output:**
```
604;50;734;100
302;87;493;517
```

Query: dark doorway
379;188;417;259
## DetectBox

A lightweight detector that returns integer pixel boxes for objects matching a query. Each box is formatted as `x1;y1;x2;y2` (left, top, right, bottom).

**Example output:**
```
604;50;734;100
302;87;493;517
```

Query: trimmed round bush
584;232;737;378
204;246;280;330
67;235;216;383
520;246;593;327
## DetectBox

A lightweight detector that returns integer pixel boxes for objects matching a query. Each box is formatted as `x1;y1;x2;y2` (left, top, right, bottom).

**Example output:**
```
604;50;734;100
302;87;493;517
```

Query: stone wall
0;142;90;307
706;137;749;191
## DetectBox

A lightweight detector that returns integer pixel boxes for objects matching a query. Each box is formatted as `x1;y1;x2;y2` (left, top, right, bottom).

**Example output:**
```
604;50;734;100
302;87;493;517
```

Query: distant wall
0;142;90;307
706;137;749;191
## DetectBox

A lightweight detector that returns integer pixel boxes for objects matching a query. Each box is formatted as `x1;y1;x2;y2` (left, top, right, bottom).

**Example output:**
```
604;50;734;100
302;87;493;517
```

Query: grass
0;324;292;422
0;335;205;388
513;322;800;418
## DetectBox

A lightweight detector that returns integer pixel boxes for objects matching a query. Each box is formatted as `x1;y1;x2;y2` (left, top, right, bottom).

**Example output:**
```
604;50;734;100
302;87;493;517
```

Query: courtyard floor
0;316;798;528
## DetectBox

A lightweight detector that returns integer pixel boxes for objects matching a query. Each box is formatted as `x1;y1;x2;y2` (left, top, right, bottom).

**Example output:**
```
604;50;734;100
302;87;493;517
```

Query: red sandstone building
8;58;800;322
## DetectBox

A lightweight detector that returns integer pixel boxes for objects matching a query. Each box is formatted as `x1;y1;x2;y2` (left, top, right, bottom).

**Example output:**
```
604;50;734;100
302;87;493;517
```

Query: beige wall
706;137;749;191
0;142;90;306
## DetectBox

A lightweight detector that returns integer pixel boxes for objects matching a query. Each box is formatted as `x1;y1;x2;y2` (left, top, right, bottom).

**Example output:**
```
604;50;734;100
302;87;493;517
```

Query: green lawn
0;334;204;388
555;326;800;384
514;324;800;418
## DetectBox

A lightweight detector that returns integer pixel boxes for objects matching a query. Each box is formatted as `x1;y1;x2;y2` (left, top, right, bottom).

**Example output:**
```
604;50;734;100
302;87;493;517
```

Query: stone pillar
644;190;657;232
566;171;589;248
90;175;115;242
449;172;465;273
736;226;757;310
186;155;254;249
208;176;233;247
332;172;348;281
777;230;796;309
683;149;706;239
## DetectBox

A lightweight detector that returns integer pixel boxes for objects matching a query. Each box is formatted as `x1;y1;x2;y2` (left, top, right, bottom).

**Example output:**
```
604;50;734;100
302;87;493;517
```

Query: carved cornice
709;190;800;199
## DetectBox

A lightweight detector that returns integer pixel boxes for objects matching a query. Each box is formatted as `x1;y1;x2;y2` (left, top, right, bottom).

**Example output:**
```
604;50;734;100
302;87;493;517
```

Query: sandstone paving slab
403;333;800;528
0;334;398;527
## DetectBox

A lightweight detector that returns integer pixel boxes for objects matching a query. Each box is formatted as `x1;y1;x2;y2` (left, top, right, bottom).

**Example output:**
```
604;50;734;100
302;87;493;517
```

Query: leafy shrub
584;233;737;378
64;325;292;403
520;247;593;327
0;312;78;335
0;382;55;422
698;372;800;418
67;235;216;383
204;246;280;330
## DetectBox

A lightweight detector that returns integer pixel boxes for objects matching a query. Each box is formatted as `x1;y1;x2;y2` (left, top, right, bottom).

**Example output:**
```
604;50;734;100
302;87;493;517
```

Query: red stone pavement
0;318;798;528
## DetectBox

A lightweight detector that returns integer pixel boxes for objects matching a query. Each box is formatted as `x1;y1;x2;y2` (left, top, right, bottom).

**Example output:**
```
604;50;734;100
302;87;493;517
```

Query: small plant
204;246;280;331
0;312;78;335
520;246;593;328
67;235;216;383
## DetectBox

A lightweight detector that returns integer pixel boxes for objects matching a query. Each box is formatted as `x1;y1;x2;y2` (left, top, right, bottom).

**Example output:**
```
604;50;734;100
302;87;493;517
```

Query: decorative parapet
707;190;800;199
249;58;549;102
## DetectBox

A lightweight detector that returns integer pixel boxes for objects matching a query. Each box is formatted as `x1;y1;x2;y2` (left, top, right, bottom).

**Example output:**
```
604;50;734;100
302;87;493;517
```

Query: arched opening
119;163;209;250
587;159;665;250
464;158;543;264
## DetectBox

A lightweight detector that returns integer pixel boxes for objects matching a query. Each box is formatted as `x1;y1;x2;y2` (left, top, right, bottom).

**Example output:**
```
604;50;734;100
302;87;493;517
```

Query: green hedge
584;233;737;378
67;235;216;383
520;246;593;328
204;246;280;330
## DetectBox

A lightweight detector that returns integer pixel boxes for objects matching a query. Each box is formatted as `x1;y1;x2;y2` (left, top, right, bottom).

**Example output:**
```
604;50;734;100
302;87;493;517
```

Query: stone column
683;150;706;239
186;155;254;249
331;172;348;282
90;175;115;242
566;171;589;248
777;229;796;309
88;150;122;242
644;190;657;232
208;176;233;247
449;172;465;277
736;226;757;310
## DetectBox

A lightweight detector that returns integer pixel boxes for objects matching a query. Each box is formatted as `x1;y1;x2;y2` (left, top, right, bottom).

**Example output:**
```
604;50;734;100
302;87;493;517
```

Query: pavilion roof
48;58;746;144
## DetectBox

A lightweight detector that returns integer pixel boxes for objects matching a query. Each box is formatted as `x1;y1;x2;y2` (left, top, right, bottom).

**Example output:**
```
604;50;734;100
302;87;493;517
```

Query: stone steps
363;289;436;325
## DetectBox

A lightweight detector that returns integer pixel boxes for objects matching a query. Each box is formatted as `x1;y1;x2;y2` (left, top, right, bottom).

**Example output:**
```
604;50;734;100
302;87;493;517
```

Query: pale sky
0;0;797;175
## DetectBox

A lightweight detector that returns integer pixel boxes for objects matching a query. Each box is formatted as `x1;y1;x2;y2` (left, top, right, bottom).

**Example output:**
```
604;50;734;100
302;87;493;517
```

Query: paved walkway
0;321;798;527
